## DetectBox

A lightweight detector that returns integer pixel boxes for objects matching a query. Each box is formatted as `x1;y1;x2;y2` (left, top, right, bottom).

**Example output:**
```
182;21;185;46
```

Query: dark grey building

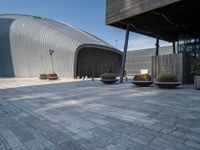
126;46;175;75
0;14;122;78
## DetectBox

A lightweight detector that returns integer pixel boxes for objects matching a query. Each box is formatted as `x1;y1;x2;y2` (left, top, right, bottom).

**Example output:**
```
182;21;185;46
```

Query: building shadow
0;18;15;77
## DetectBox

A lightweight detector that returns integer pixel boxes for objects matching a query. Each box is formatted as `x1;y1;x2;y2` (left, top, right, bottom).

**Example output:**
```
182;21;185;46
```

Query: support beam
173;41;176;54
155;36;159;56
119;25;130;83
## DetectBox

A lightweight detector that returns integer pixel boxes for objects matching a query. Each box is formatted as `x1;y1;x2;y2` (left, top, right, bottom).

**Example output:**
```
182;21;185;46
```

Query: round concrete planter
154;82;181;89
101;79;118;84
40;77;47;79
194;75;200;90
132;81;153;87
47;76;58;80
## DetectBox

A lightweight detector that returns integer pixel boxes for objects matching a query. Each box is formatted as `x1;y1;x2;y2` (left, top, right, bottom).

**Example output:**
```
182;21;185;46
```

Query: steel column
155;36;159;56
173;41;176;54
119;25;130;83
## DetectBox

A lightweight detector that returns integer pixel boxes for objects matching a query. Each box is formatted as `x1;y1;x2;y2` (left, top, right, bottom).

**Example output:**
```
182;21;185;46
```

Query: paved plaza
0;78;200;150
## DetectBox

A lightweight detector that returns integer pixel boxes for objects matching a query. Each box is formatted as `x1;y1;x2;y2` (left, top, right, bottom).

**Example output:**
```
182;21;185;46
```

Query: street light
115;39;118;48
49;49;55;73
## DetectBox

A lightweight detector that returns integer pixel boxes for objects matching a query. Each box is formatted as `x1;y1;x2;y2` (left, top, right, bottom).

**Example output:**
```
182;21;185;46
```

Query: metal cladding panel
0;14;120;78
9;17;77;78
126;46;175;75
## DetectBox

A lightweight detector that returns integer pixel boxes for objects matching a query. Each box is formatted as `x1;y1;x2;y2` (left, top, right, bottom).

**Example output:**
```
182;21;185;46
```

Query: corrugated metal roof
0;14;122;78
0;14;113;48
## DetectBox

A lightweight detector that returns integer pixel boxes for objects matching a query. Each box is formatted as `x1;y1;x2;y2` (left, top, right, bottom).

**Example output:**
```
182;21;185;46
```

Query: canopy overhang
106;0;200;42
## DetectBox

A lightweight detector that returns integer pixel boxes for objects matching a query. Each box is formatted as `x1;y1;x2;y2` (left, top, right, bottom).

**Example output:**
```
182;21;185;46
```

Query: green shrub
40;73;48;78
101;73;116;80
156;74;178;82
191;56;200;75
134;74;152;81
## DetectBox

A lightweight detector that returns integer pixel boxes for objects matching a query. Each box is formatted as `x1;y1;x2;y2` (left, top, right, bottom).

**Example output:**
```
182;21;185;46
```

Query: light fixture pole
49;49;55;73
115;39;118;49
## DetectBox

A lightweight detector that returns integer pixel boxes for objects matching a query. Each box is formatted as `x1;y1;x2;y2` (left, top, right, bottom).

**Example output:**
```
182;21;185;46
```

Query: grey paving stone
56;140;88;150
184;140;200;149
11;128;35;143
184;131;200;141
13;145;28;150
104;144;121;150
77;131;93;139
0;78;200;150
42;140;56;150
0;129;23;148
24;139;46;150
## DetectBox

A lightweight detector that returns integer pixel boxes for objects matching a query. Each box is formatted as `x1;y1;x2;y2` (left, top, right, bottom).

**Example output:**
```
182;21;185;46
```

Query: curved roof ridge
0;13;113;47
34;18;85;45
42;18;110;46
56;20;112;47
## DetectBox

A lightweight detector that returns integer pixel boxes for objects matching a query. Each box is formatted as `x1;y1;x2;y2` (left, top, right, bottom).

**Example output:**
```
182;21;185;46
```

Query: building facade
0;14;122;78
106;0;199;83
126;46;174;75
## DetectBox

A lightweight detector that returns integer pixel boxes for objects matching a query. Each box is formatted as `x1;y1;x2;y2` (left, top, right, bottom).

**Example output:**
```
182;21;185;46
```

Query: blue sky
0;0;170;51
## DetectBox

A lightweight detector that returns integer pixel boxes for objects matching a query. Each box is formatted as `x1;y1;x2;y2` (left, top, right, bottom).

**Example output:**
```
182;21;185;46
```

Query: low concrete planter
154;82;181;89
48;76;58;80
132;81;153;87
194;75;200;90
101;79;118;84
40;77;47;79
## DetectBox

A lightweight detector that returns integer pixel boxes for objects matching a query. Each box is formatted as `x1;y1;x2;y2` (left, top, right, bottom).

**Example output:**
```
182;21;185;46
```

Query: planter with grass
47;73;58;80
101;73;118;84
191;57;200;89
132;74;153;87
155;74;181;88
40;73;48;79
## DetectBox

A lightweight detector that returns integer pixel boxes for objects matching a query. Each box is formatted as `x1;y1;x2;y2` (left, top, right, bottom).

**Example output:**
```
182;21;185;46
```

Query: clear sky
0;0;170;51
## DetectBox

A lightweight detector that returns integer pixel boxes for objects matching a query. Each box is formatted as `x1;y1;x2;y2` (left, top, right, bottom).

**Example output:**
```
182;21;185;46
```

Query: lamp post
115;39;118;49
49;49;55;73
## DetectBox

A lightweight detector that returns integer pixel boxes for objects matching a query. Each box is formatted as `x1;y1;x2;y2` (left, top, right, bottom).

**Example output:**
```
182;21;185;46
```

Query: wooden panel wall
151;54;194;84
106;0;181;25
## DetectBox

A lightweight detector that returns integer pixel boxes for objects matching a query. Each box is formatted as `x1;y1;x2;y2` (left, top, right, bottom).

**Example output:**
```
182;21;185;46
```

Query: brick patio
0;78;200;150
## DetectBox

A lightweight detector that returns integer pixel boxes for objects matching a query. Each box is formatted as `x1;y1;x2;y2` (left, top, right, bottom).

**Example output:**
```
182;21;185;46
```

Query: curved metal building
0;14;122;78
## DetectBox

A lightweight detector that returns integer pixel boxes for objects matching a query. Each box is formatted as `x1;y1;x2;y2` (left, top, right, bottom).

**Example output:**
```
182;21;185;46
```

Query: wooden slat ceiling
108;0;200;42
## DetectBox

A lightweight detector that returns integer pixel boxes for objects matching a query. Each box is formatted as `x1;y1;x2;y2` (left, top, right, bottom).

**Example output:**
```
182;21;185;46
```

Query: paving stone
0;129;23;148
104;144;121;150
13;145;28;150
77;131;93;139
152;137;196;150
0;78;200;150
24;139;46;150
130;129;156;145
184;132;200;143
66;126;83;134
42;140;56;150
56;140;88;150
184;140;200;149
0;136;10;150
11;128;35;143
